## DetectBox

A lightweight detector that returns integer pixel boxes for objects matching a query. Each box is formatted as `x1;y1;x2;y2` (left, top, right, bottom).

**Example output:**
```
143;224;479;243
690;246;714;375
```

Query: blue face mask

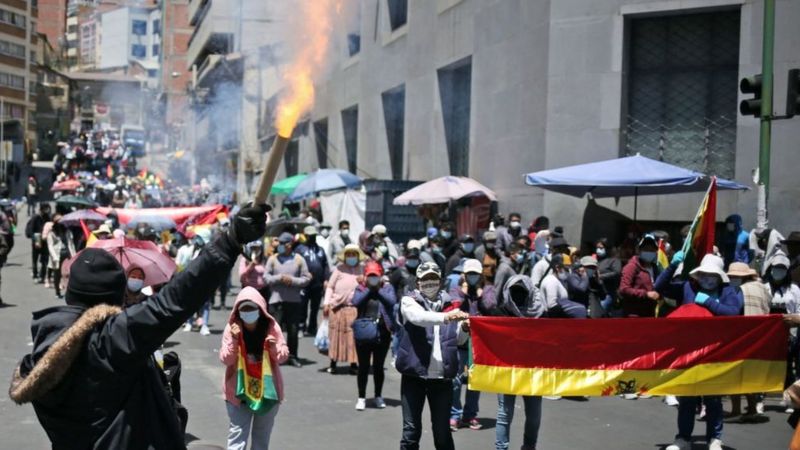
441;231;452;240
346;256;359;267
697;275;720;292
639;251;657;263
515;253;525;264
772;267;788;282
462;243;475;254
596;248;606;258
585;268;596;279
406;258;419;269
466;273;481;286
277;244;286;254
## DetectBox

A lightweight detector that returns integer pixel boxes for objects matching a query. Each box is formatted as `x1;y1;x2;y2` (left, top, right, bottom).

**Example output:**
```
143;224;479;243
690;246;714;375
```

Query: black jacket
9;236;238;449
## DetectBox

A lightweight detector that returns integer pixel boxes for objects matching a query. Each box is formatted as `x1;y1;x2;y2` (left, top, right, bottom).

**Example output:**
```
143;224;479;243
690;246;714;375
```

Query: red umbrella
52;179;82;192
63;237;177;288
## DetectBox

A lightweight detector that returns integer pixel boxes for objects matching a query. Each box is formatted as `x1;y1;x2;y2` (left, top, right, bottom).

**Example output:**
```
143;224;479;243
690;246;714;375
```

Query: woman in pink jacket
220;286;289;450
323;243;365;374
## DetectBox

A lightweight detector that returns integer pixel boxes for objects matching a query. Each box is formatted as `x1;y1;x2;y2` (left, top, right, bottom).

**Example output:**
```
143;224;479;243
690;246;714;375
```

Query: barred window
3;102;24;118
0;40;26;59
0;9;26;29
0;72;25;90
624;10;740;178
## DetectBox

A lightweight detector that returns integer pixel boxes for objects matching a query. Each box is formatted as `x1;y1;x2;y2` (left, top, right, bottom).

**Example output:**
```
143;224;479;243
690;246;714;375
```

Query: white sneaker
664;395;680;406
638;393;653;399
182;323;192;332
756;401;765;414
665;437;691;450
200;325;210;336
787;406;795;414
374;397;386;409
355;398;366;411
708;438;723;450
543;395;561;400
623;393;638;400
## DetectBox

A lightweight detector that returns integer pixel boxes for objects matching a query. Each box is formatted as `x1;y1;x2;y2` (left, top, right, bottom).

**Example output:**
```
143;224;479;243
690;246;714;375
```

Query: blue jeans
676;396;722;441
495;394;542;450
451;348;480;421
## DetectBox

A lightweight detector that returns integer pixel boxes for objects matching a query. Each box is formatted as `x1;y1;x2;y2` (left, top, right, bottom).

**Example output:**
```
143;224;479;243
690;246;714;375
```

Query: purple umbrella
393;176;497;206
59;209;107;227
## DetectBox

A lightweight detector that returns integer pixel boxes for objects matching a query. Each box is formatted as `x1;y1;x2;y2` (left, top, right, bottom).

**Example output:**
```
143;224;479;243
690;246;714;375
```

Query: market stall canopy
392;176;497;206
523;154;749;198
287;169;362;201
270;173;308;196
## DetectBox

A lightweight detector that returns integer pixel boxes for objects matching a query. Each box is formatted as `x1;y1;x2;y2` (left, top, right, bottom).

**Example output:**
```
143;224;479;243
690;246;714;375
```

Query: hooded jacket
722;214;753;267
9;237;238;450
498;274;546;318
618;256;658;317
219;287;288;406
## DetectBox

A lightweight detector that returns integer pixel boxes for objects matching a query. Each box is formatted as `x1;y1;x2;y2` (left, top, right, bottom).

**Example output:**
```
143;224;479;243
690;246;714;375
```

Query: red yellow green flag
680;177;717;277
235;336;279;414
469;316;786;397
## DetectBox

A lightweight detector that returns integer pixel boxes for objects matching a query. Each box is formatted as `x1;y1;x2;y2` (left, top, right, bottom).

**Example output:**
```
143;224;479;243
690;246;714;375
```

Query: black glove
230;203;271;246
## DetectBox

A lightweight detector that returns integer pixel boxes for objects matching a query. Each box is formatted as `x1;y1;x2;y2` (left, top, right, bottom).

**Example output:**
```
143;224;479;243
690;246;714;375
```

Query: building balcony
187;10;235;69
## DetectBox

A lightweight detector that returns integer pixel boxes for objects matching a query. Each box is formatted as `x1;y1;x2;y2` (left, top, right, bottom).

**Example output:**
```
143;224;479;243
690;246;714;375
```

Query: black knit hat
65;248;127;307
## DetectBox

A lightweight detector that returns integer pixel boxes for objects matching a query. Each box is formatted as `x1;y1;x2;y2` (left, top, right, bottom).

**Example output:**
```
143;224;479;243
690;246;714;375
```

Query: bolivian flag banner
469;316;787;397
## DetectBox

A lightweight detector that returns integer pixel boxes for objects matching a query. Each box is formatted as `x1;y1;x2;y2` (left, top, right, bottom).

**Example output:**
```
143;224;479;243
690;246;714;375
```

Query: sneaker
756;401;765;415
355;398;366;411
708;438;723;450
374;397;386;409
449;419;459;432
699;404;707;419
664;395;680;406
182;323;192;332
787;406;795;414
200;325;210;336
466;418;482;430
623;393;638;400
543;395;562;401
665;437;691;450
290;358;302;368
44;282;51;289
638;393;653;399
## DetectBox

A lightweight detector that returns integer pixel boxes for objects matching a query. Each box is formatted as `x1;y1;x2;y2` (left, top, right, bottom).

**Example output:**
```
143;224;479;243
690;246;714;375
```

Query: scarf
235;334;279;414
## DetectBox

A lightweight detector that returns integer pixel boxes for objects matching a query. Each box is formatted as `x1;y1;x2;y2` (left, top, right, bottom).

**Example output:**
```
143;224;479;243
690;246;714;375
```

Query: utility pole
755;0;775;230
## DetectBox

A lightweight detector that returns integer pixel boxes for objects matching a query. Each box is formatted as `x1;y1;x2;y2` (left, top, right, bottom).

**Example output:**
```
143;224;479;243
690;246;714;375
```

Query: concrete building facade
236;0;800;244
98;5;161;83
36;0;67;54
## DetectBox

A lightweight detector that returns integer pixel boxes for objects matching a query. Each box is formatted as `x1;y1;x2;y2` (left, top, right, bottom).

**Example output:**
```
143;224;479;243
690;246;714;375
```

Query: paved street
0;214;792;449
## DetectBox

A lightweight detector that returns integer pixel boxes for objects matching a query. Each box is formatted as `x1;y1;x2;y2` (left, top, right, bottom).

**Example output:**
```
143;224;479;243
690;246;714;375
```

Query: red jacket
618;256;658;317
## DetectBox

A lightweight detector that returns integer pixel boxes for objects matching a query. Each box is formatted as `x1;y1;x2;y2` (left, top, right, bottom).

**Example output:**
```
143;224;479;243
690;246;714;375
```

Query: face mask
127;278;144;292
585;268;596;278
557;272;569;281
419;280;440;298
772;267;788;282
462;243;475;254
729;278;743;288
277;244;286;254
432;246;442;254
340;229;350;237
510;221;521;229
441;231;452;240
239;310;260;325
367;275;381;287
378;245;388;255
596;248;606;258
485;243;495;252
466;274;481;286
726;223;736;232
307;235;317;243
346;256;359;267
406;258;419;269
639;251;657;263
515;253;525;264
320;229;330;238
697;275;720;292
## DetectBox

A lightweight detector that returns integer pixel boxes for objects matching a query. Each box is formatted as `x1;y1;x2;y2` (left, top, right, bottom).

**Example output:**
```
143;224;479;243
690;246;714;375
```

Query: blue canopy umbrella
287;169;362;201
524;154;749;219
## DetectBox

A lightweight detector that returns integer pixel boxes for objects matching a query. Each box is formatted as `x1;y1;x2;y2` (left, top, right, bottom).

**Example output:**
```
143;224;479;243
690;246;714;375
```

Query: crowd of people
9;184;800;450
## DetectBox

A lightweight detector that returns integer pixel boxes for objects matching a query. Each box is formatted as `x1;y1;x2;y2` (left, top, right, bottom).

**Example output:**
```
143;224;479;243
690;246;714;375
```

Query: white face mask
320;229;330;238
510;221;521;229
127;278;144;292
419;280;440;299
239;310;260;324
340;229;349;237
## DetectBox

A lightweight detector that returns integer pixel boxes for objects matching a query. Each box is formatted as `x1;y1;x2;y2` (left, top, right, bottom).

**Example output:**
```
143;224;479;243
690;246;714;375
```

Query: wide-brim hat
338;243;367;262
782;231;800;244
727;262;757;278
689;254;730;283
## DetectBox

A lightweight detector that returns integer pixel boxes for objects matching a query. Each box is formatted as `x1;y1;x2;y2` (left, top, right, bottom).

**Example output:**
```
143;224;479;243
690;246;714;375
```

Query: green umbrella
270;173;308;196
56;195;96;209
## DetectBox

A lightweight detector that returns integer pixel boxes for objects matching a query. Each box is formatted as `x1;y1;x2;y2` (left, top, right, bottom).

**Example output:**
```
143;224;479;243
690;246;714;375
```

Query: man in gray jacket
265;232;311;367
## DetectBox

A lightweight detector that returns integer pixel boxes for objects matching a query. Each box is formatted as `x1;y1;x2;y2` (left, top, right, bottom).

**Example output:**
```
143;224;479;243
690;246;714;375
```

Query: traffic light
740;74;763;117
787;68;800;118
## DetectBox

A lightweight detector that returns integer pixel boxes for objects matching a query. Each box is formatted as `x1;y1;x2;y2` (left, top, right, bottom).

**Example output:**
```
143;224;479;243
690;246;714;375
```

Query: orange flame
275;0;341;138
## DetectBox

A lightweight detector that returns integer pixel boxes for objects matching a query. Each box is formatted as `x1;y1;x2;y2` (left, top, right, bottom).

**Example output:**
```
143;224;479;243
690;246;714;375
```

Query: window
0;9;26;29
624;10;740;178
29;50;36;63
153;19;161;35
131;44;146;58
347;34;360;57
437;57;472;176
387;0;407;30
284;139;299;176
147;69;158;77
152;44;160;56
2;102;24;118
382;85;405;180
313;119;328;169
0;40;26;59
0;72;25;90
132;20;147;36
341;106;359;175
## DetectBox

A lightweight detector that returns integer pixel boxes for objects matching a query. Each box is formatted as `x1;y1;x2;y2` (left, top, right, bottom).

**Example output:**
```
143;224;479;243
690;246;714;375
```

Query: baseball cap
278;232;294;244
416;261;442;279
304;225;318;235
463;259;482;274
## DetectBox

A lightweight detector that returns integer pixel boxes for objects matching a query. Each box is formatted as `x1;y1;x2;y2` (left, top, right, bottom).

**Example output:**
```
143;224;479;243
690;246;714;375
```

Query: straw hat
689;254;729;283
338;243;367;262
727;262;757;278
